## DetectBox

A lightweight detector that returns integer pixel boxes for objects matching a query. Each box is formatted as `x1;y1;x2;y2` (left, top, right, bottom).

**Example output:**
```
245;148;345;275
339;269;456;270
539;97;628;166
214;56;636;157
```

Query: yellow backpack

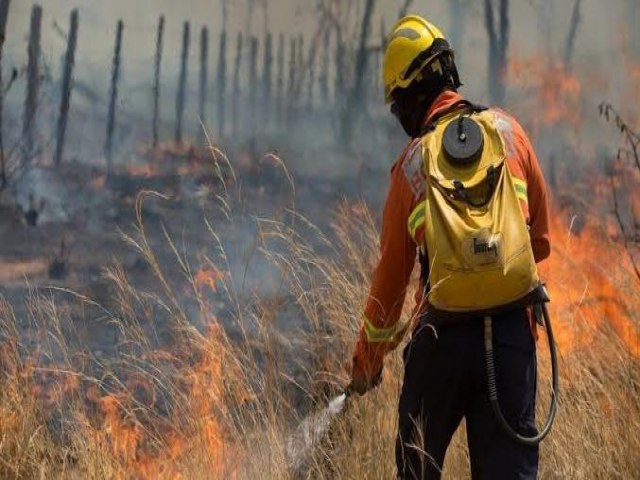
420;102;539;313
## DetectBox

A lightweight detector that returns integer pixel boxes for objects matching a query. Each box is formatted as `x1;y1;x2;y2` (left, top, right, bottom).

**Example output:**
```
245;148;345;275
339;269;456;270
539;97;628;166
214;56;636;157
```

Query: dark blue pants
396;308;538;480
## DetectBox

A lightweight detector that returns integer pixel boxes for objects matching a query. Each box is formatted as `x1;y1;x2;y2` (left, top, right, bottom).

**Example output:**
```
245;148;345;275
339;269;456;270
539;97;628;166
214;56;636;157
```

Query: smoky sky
5;0;635;87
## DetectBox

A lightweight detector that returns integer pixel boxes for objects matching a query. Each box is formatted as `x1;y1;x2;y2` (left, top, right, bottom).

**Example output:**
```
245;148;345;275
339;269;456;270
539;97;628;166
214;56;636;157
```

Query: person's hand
348;361;383;396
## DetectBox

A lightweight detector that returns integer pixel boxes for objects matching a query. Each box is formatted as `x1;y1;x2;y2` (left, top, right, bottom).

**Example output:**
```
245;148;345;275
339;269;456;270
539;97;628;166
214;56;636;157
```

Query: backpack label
463;230;504;267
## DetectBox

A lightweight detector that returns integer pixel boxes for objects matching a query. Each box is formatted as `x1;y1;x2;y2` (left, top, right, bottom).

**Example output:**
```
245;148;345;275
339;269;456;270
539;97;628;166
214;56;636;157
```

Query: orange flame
544;201;640;358
16;313;238;478
194;267;225;295
126;163;161;178
507;53;582;132
90;174;107;189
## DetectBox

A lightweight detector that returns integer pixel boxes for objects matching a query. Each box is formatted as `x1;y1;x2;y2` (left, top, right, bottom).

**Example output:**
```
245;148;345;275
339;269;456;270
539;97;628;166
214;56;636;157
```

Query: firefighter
349;15;550;480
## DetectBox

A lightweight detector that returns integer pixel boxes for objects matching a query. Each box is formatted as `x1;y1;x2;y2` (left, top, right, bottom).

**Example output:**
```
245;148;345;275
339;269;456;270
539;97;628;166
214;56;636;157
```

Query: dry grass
0;159;639;479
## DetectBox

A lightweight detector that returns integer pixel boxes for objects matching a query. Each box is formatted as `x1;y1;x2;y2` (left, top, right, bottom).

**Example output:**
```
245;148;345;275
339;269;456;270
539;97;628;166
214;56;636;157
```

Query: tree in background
340;0;377;145
448;0;467;64
484;0;509;105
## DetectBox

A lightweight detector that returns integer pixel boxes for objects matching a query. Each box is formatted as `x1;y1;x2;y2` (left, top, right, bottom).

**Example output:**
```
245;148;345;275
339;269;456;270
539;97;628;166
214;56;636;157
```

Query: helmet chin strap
391;54;461;139
393;86;455;138
450;62;462;90
393;99;430;139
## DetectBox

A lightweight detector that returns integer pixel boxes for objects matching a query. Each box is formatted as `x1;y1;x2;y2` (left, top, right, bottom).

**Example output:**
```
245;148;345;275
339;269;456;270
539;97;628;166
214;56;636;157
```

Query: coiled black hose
484;302;559;446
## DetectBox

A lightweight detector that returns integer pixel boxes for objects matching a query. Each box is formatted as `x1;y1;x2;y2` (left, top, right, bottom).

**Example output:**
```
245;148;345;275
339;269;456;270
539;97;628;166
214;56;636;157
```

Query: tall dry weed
0;150;638;479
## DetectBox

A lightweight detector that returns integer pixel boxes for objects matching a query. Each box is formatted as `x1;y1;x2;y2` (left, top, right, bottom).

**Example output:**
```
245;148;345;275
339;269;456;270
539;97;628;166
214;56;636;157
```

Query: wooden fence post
334;38;345;108
287;36;296;124
198;26;209;145
216;30;227;139
296;34;303;104
23;4;42;164
54;9;78;167
276;33;284;126
105;19;123;179
152;15;164;150
378;17;385;97
262;32;273;126
232;33;243;137
175;21;190;145
0;0;11;188
248;36;258;136
319;27;329;106
307;40;315;110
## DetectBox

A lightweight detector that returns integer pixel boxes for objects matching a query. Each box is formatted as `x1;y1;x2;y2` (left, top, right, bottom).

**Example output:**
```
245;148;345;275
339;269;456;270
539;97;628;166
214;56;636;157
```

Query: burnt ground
0;146;389;380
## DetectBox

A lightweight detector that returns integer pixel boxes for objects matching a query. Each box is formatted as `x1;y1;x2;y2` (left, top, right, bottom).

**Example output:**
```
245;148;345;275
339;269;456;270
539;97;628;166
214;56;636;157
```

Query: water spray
286;387;352;472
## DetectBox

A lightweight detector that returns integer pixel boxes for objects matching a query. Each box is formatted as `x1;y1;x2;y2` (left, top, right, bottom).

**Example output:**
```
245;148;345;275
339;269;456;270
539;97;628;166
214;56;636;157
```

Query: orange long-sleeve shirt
352;91;551;379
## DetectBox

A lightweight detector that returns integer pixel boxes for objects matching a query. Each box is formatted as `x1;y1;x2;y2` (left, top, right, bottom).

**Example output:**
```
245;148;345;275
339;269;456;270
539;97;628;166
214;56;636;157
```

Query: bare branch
609;160;640;280
600;102;640;172
600;102;640;281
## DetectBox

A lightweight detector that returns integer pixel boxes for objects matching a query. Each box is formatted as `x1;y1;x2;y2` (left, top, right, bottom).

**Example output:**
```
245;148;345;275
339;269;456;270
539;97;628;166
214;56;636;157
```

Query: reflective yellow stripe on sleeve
512;178;528;204
408;202;426;242
363;315;398;343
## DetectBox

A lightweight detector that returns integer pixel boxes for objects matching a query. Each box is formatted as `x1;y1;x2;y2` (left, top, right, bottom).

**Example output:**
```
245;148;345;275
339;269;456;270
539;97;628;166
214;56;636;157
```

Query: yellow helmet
383;15;457;103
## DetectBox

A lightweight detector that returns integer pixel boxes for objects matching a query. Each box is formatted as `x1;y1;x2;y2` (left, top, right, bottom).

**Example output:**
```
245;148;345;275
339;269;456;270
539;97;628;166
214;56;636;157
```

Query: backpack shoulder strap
420;99;487;136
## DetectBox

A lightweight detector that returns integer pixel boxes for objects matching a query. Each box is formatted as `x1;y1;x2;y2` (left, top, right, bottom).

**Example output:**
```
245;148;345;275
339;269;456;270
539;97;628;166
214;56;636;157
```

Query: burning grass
0;156;639;479
0;192;640;478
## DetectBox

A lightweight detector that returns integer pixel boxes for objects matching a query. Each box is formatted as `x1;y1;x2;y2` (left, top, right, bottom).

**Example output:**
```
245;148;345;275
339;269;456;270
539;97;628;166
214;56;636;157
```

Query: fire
98;393;143;463
30;368;81;414
507;53;582;132
126;163;161;178
177;162;200;176
0;258;48;284
11;310;238;478
544;202;640;358
506;49;640;359
194;267;225;294
89;329;236;477
91;174;107;189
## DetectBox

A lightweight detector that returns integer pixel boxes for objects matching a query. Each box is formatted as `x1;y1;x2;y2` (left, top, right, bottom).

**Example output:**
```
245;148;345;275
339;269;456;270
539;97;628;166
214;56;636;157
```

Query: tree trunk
449;0;465;63
341;0;376;144
563;0;582;68
54;8;78;167
484;0;509;105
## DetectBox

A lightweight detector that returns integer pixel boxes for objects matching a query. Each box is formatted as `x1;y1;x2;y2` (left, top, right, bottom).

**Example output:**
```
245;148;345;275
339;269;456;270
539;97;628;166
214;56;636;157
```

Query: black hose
484;302;559;446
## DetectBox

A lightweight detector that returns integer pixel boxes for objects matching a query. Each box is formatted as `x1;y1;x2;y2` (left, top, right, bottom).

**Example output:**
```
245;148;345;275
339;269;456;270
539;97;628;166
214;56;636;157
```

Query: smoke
1;0;639;347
